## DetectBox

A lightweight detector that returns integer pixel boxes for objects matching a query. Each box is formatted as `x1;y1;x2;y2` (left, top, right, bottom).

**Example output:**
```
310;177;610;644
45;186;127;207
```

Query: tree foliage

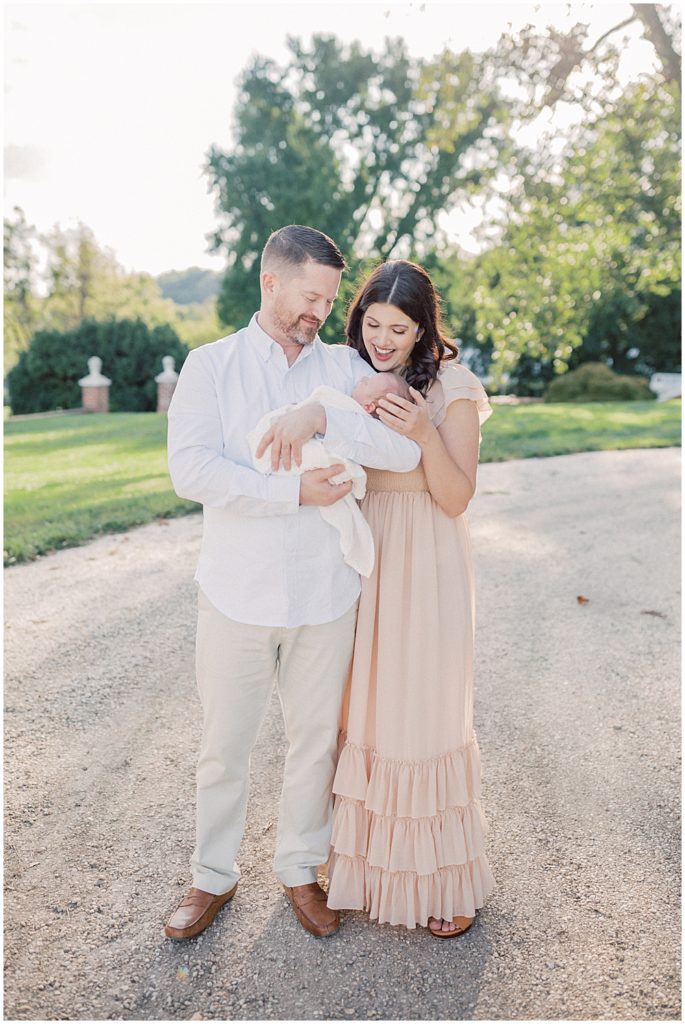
4;207;40;366
205;34;514;340
38;223;181;334
448;71;681;393
492;2;681;117
3;214;222;372
157;267;222;305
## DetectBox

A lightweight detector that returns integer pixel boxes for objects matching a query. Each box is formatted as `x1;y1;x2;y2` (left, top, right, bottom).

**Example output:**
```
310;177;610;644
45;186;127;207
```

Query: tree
172;298;225;350
3;207;39;366
493;2;681;116
205;34;514;340
444;5;682;392
446;71;681;393
3;214;221;371
40;223;107;330
157;267;222;305
632;4;682;89
39;223;182;333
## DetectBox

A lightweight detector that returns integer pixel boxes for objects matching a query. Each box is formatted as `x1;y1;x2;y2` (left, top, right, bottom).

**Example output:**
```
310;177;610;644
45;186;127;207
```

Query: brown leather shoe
164;883;238;940
283;882;340;937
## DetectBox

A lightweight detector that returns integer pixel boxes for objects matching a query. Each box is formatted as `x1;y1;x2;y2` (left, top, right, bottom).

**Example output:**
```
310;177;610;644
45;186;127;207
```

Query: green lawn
4;413;196;564
4;400;681;565
479;399;681;462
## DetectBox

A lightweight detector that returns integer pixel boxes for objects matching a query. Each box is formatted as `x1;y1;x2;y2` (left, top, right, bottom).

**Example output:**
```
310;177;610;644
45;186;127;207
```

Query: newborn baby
247;372;412;577
350;372;411;417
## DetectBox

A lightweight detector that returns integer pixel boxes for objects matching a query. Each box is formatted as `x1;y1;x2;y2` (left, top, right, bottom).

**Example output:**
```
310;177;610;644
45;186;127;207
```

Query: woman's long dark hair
345;260;458;396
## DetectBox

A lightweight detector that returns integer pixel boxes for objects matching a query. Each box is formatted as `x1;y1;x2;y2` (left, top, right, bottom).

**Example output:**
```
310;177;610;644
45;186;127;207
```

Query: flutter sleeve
427;362;493;431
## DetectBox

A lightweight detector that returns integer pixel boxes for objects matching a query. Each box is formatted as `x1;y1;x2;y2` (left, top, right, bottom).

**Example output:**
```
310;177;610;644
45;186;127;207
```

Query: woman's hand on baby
300;466;353;506
256;403;327;471
376;386;434;445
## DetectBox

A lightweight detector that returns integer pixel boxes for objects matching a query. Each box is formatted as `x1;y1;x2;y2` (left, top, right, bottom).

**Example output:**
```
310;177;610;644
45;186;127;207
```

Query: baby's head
351;372;412;418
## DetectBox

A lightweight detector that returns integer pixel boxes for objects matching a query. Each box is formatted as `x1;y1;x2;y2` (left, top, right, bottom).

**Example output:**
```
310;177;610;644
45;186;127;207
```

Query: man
164;225;420;940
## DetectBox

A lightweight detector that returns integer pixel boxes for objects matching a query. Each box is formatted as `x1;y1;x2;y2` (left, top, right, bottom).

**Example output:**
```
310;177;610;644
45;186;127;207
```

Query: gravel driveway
4;447;681;1021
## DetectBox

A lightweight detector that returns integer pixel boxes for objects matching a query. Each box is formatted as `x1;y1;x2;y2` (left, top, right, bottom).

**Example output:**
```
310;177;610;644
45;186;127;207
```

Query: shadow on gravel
137;893;494;1021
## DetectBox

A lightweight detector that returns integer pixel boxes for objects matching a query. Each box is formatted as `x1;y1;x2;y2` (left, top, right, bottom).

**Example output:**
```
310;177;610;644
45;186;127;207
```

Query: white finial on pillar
155;355;180;412
78;356;111;412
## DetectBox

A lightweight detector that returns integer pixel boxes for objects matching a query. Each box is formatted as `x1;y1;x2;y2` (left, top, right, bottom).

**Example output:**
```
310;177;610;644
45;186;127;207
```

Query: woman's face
361;302;422;372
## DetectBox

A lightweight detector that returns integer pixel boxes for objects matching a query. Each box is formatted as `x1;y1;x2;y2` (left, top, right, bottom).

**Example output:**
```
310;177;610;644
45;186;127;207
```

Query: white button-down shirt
167;314;420;627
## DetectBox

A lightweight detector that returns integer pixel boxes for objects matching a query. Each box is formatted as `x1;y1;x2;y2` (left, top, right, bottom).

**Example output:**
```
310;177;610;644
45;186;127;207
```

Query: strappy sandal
428;915;475;939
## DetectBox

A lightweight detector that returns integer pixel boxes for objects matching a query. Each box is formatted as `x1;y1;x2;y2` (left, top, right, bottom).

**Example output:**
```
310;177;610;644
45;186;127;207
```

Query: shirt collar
248;312;318;364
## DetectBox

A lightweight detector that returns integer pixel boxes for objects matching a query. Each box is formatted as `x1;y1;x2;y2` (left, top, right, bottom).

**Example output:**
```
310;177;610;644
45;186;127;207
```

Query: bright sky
4;0;663;275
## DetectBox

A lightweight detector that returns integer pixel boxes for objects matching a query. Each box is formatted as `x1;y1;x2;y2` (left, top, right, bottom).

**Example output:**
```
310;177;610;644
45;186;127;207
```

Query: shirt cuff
266;473;301;512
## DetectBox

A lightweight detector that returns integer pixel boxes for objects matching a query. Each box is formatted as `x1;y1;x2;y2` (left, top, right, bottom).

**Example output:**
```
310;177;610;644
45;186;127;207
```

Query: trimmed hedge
7;318;189;414
544;362;656;403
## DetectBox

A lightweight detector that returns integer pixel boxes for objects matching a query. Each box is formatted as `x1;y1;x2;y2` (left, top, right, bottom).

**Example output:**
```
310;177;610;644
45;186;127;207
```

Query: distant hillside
157;267;222;305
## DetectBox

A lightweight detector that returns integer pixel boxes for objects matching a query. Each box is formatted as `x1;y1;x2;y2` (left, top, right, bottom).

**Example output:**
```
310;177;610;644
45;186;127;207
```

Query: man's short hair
261;225;347;275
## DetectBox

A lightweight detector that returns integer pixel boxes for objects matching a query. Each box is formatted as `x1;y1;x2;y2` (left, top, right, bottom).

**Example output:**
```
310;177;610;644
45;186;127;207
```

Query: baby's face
352;375;405;417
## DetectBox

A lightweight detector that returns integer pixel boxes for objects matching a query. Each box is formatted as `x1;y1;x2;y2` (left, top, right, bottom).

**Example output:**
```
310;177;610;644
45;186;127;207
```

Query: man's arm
320;349;421;471
253;352;420;473
167;348;301;516
255;389;421;473
320;404;421;471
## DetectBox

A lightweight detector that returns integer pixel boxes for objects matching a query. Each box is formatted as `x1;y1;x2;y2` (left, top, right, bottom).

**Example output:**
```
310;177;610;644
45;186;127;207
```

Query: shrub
544;362;656;403
7;318;189;414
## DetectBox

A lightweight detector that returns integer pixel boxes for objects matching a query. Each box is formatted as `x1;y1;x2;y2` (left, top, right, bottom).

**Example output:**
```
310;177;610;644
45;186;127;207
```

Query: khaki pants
191;589;358;894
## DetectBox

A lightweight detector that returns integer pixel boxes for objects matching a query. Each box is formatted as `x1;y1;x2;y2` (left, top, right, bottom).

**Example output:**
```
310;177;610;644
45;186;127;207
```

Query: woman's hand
376;386;435;446
256;403;326;471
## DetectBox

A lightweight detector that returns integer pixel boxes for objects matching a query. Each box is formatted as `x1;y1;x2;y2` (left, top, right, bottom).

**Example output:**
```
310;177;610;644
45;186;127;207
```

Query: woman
326;260;495;936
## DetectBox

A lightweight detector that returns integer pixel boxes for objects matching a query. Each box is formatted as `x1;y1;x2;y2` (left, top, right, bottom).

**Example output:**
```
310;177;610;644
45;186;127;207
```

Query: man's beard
272;308;320;346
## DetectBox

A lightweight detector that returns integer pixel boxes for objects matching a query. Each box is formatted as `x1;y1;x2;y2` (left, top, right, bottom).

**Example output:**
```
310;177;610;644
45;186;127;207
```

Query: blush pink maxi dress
326;362;495;929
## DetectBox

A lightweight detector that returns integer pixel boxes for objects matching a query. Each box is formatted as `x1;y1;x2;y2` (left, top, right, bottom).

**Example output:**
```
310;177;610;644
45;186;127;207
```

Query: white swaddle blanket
247;385;375;577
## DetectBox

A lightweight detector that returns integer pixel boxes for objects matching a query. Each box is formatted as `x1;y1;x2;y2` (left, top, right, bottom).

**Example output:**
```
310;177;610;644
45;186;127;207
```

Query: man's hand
256;403;327;471
299;466;353;506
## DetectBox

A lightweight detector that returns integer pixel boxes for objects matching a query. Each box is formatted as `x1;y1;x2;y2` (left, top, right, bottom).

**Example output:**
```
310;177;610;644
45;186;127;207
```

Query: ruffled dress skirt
327;465;495;928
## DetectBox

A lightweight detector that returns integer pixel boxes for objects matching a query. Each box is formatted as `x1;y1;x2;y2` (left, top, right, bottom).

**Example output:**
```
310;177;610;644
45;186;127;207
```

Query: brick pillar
78;357;111;413
155;355;179;413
